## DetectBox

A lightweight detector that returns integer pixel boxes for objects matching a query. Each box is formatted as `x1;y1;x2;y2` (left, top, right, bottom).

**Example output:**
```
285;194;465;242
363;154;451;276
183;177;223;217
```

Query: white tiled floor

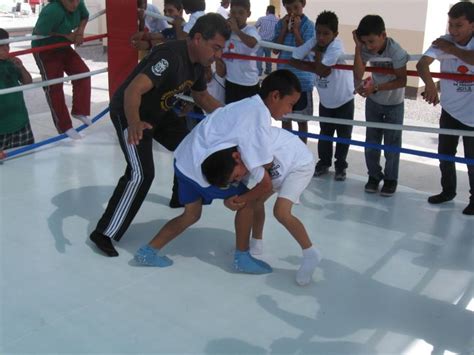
1;119;473;354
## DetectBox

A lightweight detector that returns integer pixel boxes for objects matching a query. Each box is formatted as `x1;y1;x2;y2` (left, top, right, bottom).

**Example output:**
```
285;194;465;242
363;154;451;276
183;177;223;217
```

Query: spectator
0;28;35;153
32;0;91;140
175;0;206;40
416;1;474;215
255;5;279;76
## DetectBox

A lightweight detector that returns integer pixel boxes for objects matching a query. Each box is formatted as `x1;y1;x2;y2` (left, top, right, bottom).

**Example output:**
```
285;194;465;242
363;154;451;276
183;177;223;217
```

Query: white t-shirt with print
183;11;205;34
175;95;273;187
256;127;314;190
424;35;474;127
293;37;354;109
224;25;261;86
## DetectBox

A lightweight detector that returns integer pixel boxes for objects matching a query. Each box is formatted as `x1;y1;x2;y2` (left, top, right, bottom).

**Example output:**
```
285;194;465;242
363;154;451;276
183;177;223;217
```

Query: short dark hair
231;0;250;11
266;5;275;14
189;13;231;40
182;0;205;13
356;15;386;37
202;147;238;187
316;11;338;33
282;0;305;6
0;28;8;41
164;0;183;11
259;70;302;100
448;1;474;22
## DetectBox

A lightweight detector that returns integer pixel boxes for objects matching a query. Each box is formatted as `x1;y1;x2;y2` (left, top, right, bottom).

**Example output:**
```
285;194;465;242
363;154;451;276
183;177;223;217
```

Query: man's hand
127;120;153;145
224;195;246;211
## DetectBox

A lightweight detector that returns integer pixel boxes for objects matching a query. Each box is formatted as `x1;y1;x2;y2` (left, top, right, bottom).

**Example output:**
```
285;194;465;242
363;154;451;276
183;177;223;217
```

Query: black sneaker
364;177;380;193
314;165;329;177
427;192;456;204
380;180;397;197
90;231;119;257
462;202;474;215
334;169;346;181
169;192;184;208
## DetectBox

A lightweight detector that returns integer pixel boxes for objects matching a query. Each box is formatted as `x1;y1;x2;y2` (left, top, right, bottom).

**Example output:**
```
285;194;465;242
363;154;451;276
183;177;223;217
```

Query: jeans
365;98;404;181
318;99;355;170
256;47;272;75
438;109;474;201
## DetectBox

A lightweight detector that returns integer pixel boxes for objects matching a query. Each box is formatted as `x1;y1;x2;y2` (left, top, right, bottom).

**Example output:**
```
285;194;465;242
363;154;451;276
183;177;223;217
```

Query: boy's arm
228;18;258;48
274;17;289;45
290;50;331;77
191;89;223;113
11;58;32;85
235;170;273;204
432;38;474;65
416;55;439;105
291;16;304;46
352;30;366;82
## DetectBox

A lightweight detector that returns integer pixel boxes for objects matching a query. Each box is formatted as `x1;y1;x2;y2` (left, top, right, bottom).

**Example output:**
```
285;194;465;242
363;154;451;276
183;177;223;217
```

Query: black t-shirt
110;40;207;125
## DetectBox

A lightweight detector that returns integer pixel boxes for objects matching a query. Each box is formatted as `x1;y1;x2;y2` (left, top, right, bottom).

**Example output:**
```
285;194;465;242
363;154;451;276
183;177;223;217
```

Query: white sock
249;238;263;255
296;246;322;286
72;114;92;126
65;128;82;140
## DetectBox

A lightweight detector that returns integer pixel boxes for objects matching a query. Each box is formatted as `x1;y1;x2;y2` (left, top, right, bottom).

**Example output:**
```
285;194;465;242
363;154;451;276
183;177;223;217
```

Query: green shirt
0;60;29;134
32;0;89;48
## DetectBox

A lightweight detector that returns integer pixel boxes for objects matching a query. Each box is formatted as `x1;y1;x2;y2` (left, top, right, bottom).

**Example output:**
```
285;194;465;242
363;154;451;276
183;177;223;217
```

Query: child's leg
274;197;321;285
135;200;202;266
233;201;272;274
250;192;273;255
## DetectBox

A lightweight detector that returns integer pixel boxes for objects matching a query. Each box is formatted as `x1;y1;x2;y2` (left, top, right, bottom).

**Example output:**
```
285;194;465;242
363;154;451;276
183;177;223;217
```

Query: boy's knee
273;205;290;224
182;208;202;225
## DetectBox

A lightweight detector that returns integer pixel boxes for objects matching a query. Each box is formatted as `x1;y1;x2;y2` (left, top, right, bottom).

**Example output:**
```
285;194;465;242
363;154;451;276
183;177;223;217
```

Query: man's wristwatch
373;84;379;94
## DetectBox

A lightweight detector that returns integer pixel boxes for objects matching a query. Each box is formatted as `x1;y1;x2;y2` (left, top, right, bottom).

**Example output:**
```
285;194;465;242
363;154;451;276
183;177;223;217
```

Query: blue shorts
175;165;249;205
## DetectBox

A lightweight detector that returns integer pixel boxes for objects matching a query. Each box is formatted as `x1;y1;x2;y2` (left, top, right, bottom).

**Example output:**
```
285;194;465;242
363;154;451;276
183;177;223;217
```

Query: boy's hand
224;195;246;211
73;32;84;46
352;30;363;48
127;120;153;145
432;38;455;54
421;84;440;106
291;16;301;33
10;57;23;68
228;17;239;33
172;16;185;28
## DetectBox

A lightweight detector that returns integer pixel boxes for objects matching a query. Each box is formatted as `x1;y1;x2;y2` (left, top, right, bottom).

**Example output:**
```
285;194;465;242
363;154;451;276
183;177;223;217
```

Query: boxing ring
1;2;473;354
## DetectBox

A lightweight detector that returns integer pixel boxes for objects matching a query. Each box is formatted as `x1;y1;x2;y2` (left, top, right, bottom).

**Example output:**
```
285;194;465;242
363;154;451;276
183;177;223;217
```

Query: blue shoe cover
134;245;173;267
233;250;272;274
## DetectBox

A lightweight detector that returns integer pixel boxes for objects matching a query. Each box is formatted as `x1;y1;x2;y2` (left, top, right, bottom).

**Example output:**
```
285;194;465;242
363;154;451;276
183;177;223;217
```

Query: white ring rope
175;94;474;138
0;9;106;45
0;68;107;95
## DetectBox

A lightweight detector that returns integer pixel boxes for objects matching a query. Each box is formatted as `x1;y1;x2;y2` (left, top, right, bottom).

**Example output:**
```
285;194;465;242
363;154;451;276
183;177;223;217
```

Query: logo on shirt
457;65;469;74
151;59;169;76
267;162;281;180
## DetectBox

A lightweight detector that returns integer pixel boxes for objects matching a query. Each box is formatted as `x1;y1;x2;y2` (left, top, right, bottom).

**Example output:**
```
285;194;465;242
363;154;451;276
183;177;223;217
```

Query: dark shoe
314;165;329;177
90;231;119;257
334;169;346;181
169;192;184;208
364;177;380;193
427;192;456;204
380;180;397;197
462;202;474;215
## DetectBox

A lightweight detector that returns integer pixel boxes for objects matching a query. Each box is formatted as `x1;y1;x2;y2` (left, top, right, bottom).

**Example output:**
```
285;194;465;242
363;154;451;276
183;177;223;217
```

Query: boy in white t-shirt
134;70;302;274
223;0;261;103
416;1;474;215
175;0;205;40
291;11;354;181
204;126;321;286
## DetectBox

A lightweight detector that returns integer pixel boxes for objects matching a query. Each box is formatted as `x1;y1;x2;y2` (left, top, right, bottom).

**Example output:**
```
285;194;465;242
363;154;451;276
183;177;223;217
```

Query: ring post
106;0;138;99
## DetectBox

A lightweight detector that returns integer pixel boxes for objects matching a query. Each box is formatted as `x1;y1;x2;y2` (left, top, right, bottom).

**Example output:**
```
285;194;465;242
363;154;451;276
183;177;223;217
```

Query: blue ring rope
184;111;474;165
3;107;110;160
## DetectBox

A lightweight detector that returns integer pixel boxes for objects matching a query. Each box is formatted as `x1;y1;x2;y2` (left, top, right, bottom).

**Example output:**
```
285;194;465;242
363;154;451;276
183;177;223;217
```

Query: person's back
255;5;279;75
0;28;34;152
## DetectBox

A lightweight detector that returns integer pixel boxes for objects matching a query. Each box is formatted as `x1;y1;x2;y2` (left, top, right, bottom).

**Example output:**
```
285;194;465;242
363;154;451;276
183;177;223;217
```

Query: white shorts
273;160;315;204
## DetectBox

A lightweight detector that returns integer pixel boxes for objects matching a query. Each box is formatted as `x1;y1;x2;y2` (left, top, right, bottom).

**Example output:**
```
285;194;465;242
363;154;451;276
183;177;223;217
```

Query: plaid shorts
0;122;35;150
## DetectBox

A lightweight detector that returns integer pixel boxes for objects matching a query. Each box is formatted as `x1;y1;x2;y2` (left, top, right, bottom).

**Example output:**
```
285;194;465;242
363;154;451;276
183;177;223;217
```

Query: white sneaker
65;128;82;140
72;114;92;126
